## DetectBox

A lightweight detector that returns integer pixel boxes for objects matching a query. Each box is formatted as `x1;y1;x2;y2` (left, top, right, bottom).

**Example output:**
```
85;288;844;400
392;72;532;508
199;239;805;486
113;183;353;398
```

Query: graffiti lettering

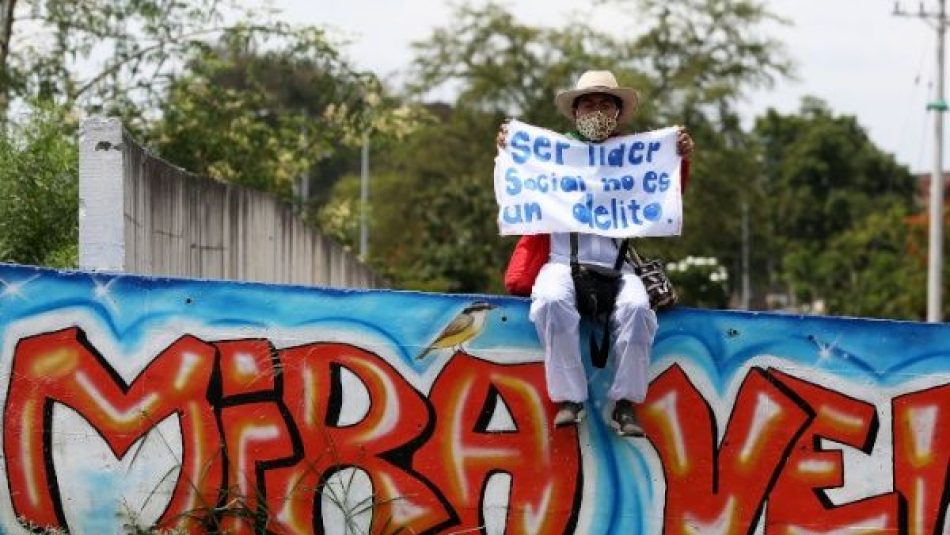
4;328;221;533
4;328;950;534
641;365;811;535
766;369;902;533
416;355;582;534
893;384;950;535
263;343;453;534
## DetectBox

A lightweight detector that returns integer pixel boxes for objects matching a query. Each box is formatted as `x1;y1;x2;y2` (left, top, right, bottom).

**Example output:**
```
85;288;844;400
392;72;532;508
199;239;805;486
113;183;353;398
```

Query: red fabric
504;234;550;296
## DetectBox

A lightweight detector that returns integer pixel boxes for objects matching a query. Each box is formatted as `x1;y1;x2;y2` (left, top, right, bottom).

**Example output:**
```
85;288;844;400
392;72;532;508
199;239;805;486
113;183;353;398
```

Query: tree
351;1;793;295
755;98;919;316
320;103;510;292
0;102;77;267
145;26;423;204
0;1;420;269
811;205;936;319
409;3;621;128
0;0;235;120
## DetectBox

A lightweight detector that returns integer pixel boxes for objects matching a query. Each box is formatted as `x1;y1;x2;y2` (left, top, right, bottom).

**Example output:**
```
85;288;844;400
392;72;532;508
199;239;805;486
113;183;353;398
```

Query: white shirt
548;232;628;268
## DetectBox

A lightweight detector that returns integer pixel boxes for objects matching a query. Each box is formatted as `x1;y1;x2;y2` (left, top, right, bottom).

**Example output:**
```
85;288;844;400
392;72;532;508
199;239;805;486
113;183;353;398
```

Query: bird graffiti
416;301;497;360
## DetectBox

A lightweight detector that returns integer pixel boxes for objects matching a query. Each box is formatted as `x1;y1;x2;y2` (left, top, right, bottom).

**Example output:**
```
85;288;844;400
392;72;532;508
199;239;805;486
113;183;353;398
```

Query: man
498;70;694;436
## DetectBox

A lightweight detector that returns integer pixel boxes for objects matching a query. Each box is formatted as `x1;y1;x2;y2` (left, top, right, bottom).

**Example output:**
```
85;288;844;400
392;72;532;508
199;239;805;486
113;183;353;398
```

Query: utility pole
895;0;946;322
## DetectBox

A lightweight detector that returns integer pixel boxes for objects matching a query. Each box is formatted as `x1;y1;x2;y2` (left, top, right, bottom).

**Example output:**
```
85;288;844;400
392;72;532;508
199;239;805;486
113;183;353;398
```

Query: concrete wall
78;117;381;288
0;263;949;534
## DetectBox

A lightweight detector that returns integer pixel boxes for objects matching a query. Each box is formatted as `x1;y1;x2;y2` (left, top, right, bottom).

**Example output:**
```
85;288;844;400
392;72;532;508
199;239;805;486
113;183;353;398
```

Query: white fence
78;117;382;288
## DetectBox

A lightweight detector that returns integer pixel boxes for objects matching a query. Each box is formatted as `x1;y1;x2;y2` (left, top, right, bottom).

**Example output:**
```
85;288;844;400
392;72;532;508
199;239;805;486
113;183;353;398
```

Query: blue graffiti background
0;263;948;535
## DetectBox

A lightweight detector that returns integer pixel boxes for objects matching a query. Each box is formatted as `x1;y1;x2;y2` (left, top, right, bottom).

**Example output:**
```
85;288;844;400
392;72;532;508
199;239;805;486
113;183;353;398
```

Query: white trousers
529;262;657;404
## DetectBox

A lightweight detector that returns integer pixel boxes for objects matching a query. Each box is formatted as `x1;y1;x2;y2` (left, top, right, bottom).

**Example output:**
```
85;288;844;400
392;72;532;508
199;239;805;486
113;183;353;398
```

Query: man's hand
496;119;510;149
676;126;695;159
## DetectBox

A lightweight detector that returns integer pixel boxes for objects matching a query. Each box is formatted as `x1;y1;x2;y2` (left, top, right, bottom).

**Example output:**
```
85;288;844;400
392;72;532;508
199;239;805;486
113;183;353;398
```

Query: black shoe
611;400;645;437
554;401;586;427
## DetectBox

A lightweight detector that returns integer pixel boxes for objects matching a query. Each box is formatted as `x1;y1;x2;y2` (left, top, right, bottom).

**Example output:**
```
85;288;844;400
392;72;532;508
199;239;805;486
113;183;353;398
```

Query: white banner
494;120;682;237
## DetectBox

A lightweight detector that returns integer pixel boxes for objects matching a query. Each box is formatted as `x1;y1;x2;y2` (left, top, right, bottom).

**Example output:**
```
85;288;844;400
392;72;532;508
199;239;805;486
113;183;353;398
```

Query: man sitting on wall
498;70;694;436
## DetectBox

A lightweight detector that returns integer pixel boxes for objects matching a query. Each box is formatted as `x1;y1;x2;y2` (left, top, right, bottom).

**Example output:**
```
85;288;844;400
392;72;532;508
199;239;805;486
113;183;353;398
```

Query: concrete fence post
78;117;127;272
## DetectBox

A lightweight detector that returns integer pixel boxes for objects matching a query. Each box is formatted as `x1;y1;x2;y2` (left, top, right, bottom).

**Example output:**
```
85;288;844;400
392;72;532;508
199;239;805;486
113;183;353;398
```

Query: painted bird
416;301;497;360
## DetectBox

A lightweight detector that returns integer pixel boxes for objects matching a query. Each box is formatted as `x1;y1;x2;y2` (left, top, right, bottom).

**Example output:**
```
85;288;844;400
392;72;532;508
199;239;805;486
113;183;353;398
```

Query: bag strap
626;242;645;268
569;232;579;269
614;239;629;270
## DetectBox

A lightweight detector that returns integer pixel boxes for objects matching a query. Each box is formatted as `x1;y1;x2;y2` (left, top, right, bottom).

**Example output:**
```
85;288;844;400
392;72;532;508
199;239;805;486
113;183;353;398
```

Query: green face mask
575;109;618;141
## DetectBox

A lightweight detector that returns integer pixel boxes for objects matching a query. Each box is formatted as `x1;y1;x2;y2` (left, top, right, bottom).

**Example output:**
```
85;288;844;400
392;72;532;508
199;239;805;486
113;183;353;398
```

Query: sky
286;0;942;173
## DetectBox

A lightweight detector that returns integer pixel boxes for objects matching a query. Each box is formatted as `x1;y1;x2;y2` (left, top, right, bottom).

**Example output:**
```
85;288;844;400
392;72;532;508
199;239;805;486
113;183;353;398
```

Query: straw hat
554;70;639;124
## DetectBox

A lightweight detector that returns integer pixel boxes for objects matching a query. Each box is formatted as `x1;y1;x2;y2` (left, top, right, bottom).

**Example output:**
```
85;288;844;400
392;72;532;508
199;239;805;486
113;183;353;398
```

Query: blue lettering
627;199;643;224
573;194;591;224
536;175;549;193
608;144;625;166
646;141;661;162
505;167;522;195
533;136;552;162
502;204;522;223
503;203;543;224
562;176;579;192
602;177;622;191
555;141;570;164
629;141;645;164
524;202;542;222
643;203;662;222
643;171;659;193
621;175;635;191
659;172;670;192
510;131;531;164
594;206;611;230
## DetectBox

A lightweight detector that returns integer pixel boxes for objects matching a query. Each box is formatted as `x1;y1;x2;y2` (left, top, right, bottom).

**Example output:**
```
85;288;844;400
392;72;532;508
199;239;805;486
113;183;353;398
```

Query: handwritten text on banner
494;120;682;237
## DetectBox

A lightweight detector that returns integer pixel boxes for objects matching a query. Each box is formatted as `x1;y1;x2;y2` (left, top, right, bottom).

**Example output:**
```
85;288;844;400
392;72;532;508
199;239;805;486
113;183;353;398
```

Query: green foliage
755;98;919;316
145;24;424;204
0;0;234;116
810;205;926;319
409;3;619;128
0;1;422;270
0;103;77;267
757;99;915;247
616;0;793;111
320;106;512;292
342;0;791;294
666;256;730;309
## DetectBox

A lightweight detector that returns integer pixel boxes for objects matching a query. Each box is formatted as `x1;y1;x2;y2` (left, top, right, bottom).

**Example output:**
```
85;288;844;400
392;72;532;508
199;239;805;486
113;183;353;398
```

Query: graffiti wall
0;263;947;535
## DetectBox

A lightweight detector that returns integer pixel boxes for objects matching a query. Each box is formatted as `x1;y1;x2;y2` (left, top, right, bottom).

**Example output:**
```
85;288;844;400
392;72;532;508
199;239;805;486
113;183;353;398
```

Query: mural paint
0;264;947;535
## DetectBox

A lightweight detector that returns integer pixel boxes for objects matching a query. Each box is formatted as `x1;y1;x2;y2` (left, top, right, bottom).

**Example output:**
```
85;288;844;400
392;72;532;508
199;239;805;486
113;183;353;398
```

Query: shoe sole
610;420;645;437
554;409;587;427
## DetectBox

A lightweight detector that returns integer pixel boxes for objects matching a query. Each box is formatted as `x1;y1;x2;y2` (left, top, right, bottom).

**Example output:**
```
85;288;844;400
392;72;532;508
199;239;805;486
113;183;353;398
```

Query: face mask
575;109;618;141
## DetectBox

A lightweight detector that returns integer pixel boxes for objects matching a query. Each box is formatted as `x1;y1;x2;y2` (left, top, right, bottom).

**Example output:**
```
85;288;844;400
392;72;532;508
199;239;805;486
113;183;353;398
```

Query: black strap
614;239;629;270
569;233;630;369
569;232;579;269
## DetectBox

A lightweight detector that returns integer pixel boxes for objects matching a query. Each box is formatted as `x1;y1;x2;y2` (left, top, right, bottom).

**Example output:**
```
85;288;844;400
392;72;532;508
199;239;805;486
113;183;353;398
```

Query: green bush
0;104;78;268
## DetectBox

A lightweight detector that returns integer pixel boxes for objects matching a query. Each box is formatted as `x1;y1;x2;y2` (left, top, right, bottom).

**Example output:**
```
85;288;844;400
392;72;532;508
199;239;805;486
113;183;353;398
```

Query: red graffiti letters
4;328;221;532
893;384;950;535
4;328;950;534
3;330;579;534
416;355;581;534
264;343;452;534
765;369;902;533
641;365;811;535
